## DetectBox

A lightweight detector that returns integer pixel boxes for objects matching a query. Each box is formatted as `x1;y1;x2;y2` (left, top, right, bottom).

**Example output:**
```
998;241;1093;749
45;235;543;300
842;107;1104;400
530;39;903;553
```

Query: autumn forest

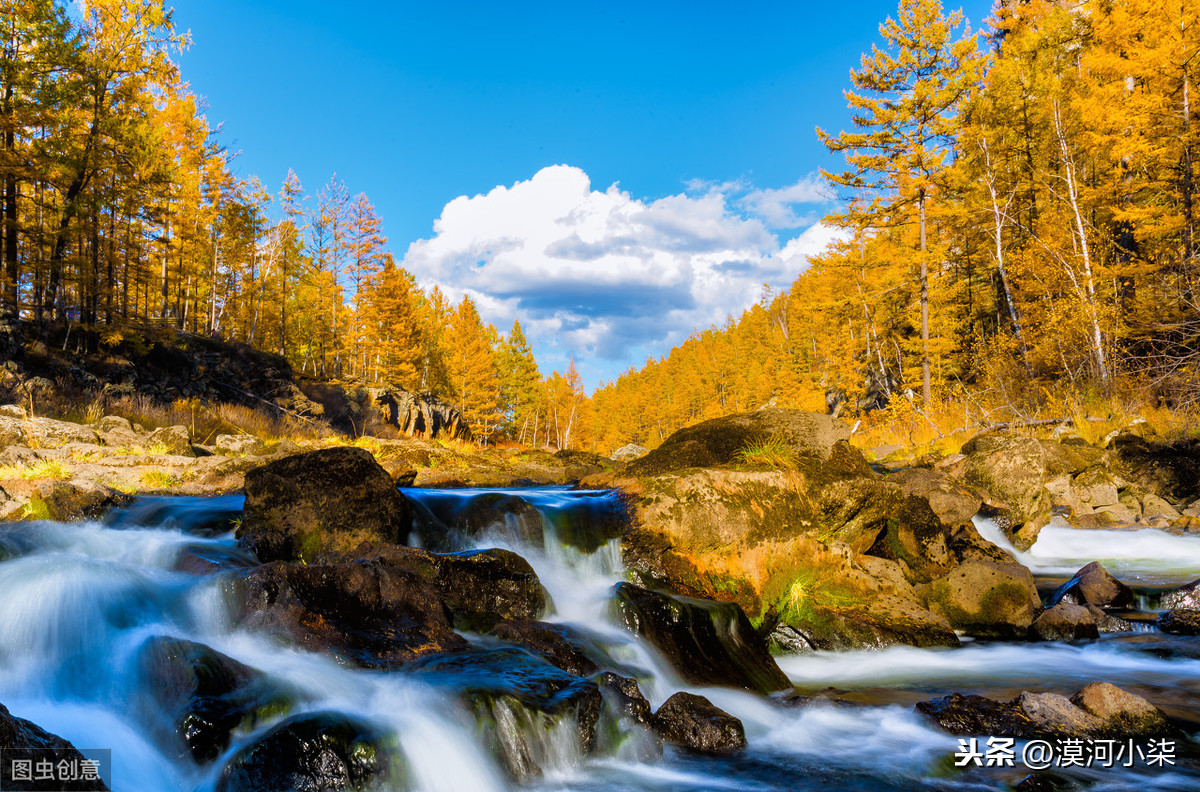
2;0;1199;454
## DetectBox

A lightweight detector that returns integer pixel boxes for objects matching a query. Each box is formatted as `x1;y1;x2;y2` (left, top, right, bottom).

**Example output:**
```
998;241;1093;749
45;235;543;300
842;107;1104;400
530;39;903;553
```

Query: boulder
611;444;649;462
918;685;1173;740
649;692;746;756
1140;495;1180;523
918;560;1042;639
214;434;267;456
864;494;955;583
1070;682;1171;737
489;621;601;677
614;583;790;695
592;672;652;726
360;542;549;630
1049;562;1134;609
0;701;109;789
407;648;601;779
916;693;1036;737
431;548;549;629
1157;608;1200;635
1109;435;1200;506
215;712;394;792
0;404;26;419
960;434;1051;550
884;467;982;525
94;415;143;448
147;425;192;455
1071;467;1120;508
624;408;851;476
238;446;412;563
1160;578;1200;610
225;559;467;668
1014;692;1105;737
135;637;288;762
1030;603;1100;642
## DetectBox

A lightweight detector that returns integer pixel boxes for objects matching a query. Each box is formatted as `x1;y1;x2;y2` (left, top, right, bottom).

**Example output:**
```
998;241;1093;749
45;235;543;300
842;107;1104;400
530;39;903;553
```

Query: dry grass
0;459;72;481
140;469;180;490
851;376;1200;460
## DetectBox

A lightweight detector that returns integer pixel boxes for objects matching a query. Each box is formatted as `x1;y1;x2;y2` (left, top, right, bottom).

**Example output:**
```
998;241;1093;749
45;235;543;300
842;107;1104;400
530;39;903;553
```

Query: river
0;489;1196;791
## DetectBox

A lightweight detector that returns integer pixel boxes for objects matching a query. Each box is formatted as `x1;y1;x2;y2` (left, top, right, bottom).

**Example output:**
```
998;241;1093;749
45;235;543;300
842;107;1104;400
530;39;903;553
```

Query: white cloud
399;165;839;387
738;175;832;228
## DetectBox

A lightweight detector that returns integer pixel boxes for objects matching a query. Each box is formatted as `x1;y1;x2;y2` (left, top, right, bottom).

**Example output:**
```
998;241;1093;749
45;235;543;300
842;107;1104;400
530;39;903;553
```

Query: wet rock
225;559;467;668
767;624;815;654
1168;514;1200;535
433;548;548;629
1160;578;1200;610
919;684;1173;741
1049;561;1134;610
649;692;746;755
614;582;791;694
946;521;1012;564
592;672;652;726
1016;692;1105;737
625;408;851;476
1014;772;1078;792
135;637;288;763
1085;604;1133;633
1030;603;1100;642
407;648;601;779
238;446;412;563
1070;682;1171;737
916;693;1036;737
1157;608;1200;635
918;560;1042;639
489;621;600;676
0;701;109;790
215;711;394;792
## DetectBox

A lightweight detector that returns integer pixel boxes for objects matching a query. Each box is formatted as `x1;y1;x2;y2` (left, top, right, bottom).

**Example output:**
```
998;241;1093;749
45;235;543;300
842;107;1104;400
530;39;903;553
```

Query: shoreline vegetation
0;0;1197;460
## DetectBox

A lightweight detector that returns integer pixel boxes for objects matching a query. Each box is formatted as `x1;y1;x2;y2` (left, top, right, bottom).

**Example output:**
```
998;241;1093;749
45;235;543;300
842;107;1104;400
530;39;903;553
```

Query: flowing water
0;490;1197;791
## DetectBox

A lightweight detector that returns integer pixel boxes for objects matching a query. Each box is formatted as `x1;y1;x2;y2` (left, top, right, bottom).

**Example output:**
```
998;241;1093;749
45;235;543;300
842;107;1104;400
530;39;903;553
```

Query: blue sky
170;0;994;389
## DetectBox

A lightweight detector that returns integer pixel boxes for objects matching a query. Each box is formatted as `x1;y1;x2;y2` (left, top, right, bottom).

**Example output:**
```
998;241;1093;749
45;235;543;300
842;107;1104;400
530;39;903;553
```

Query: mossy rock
918;560;1042;639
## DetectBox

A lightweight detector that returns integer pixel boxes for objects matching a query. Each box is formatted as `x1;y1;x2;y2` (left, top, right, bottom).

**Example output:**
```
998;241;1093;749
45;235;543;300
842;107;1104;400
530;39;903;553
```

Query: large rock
614;583;790;695
1160;578;1200;610
625;408;851;476
135;637;288;763
490;621;601;677
238;446;412;563
225;559;466;668
215;712;395;792
1030;603;1100;642
917;684;1172;740
884;467;982;525
1157;608;1200;635
430;548;549;629
918;560;1042;639
611;444;649;462
1109;435;1200;506
649;692;746;756
407;648;601;779
1049;561;1134;609
147;425;192;455
359;542;550;630
960;434;1052;550
1070;682;1171;737
0;701;109;789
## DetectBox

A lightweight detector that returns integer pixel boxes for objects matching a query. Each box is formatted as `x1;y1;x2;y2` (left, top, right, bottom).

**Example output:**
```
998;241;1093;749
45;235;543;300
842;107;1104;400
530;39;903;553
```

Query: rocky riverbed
0;407;1198;791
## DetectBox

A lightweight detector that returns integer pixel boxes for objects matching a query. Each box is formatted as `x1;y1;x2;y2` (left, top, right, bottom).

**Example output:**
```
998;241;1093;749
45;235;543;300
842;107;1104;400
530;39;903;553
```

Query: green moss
298;530;322;564
19;495;51;521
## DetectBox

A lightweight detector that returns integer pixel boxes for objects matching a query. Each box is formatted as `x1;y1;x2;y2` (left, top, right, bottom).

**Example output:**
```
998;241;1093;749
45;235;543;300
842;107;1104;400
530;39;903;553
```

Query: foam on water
974;515;1200;582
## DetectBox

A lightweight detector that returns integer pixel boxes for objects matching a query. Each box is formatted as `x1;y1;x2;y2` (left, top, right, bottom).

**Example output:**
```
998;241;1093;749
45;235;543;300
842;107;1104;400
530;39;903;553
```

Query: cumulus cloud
399;165;839;387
